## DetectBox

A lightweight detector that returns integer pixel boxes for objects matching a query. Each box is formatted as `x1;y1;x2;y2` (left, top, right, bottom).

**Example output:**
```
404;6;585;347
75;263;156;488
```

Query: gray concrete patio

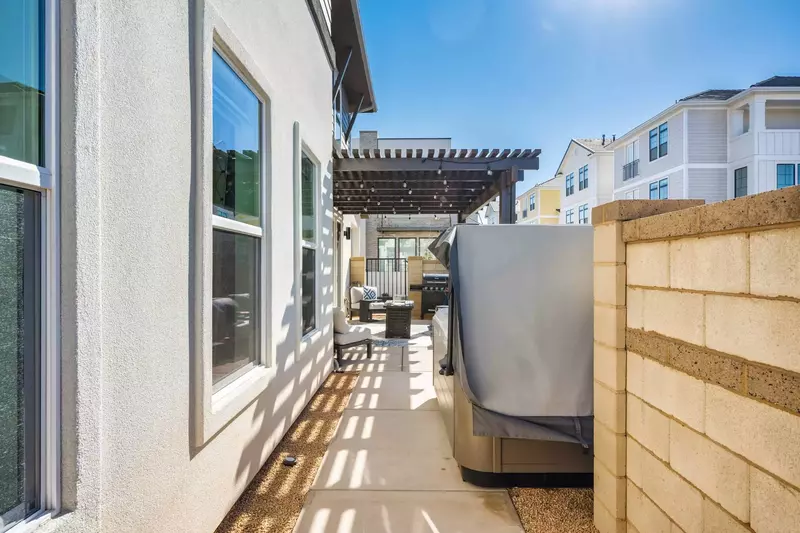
293;320;525;532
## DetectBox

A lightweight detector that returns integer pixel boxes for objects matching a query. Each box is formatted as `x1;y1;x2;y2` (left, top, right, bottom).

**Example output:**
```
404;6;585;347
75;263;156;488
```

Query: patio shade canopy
333;148;541;218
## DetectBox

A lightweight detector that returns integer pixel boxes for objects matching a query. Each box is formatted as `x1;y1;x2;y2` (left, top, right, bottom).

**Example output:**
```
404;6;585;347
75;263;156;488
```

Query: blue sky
354;0;800;193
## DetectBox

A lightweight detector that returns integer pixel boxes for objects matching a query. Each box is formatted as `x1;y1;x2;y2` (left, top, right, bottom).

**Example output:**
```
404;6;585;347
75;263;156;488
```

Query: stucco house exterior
515;175;563;225
0;1;372;532
557;138;614;225
610;76;800;203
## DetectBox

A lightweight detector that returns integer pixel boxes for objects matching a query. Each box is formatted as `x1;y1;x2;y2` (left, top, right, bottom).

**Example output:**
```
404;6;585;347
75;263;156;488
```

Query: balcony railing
365;258;408;298
623;159;639;181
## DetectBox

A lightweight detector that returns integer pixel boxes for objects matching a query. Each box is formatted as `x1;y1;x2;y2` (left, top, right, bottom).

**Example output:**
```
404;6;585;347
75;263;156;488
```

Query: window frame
529;193;535;212
649;178;669;200
734;167;748;198
776;164;796;190
298;145;320;339
397;237;418;258
193;18;277;446
0;0;61;527
578;164;589;190
565;208;574;224
658;122;668;157
578;204;589;224
565;172;575;196
210;47;266;394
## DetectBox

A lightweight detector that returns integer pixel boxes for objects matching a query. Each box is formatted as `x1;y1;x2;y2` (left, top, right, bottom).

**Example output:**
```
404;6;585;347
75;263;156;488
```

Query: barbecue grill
411;273;449;318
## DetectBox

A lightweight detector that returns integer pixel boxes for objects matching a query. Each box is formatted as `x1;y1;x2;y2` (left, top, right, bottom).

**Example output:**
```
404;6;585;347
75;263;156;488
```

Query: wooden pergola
333;148;541;223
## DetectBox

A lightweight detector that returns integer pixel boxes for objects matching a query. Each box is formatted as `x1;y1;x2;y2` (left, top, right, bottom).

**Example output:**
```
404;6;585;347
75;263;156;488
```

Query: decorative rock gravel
215;372;359;533
509;488;597;533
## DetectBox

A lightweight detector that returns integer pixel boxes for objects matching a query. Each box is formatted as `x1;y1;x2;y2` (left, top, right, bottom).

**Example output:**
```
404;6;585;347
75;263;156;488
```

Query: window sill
204;364;278;440
7;510;53;533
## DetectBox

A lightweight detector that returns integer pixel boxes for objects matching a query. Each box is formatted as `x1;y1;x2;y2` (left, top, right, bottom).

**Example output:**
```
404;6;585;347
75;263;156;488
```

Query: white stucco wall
56;1;335;532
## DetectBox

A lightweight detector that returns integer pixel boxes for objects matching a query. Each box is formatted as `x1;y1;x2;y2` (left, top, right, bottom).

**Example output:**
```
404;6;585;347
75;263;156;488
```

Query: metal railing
365;258;408;299
623;160;639;181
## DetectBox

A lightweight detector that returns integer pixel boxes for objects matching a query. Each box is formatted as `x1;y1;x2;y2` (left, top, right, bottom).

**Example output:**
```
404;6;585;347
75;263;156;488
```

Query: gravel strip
215;371;359;533
509;488;597;533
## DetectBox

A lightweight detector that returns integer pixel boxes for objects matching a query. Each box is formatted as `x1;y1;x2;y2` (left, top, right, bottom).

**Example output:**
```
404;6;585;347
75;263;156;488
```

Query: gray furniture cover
429;224;594;446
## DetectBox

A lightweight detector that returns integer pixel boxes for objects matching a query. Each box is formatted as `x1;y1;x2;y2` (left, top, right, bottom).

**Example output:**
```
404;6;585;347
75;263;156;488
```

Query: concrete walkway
294;321;524;532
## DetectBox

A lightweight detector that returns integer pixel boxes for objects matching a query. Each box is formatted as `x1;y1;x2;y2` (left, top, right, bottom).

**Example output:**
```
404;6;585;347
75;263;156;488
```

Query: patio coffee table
384;300;414;338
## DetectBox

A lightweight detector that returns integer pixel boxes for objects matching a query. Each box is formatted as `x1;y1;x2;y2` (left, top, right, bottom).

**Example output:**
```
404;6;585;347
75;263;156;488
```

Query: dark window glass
659;123;668;157
777;164;796;189
649;128;658;161
649;181;658;200
212;51;261;226
301;247;315;336
0;185;40;526
734;167;747;198
301;154;315;241
578;164;589;190
398;238;417;259
0;0;45;166
565;173;574;196
529;194;535;211
211;230;259;388
578;204;589;224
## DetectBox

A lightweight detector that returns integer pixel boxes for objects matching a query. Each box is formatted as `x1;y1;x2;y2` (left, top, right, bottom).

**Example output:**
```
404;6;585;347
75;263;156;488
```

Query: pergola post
498;167;517;224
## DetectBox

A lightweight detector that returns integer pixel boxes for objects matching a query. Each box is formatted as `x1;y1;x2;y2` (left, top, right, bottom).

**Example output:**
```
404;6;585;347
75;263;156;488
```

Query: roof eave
332;0;377;113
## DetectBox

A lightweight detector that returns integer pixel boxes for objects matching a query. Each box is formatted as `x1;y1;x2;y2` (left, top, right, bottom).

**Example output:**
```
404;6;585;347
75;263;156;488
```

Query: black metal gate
365;258;408;299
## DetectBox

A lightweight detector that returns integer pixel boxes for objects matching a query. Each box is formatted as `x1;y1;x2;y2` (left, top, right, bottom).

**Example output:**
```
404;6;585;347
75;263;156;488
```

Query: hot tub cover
429;224;594;446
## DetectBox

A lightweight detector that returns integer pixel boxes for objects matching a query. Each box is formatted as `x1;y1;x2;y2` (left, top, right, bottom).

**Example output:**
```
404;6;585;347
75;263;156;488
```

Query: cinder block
641;451;703;533
671;523;684;533
595;458;626;517
595;343;626;392
595;497;626;533
750;467;800;533
627;480;671;533
627;394;670;461
596;383;626;433
642;290;704;346
627;288;644;330
595;222;625;264
669;234;748;293
596;421;627;477
627;437;644;488
627;522;641;533
668;420;749;521
750;226;800;299
705;384;800;488
595;305;626;349
702;498;750;533
626;351;644;398
641;358;705;433
627;242;670;287
595;264;627;306
706;294;800;374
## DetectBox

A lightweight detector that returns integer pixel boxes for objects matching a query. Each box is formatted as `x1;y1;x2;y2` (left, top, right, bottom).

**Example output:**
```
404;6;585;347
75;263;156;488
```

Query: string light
403;181;407;188
437;162;442;175
371;186;375;193
486;165;493;176
360;182;364;188
408;189;412;195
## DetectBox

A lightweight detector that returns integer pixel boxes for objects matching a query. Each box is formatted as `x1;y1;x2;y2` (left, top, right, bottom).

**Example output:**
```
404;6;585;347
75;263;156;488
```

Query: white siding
636;111;685;179
687;109;727;163
757;131;800;156
757;159;800;192
687;168;727;203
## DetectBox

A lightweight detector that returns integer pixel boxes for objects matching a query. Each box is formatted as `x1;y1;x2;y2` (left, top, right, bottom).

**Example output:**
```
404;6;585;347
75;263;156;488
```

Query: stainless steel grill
412;273;449;317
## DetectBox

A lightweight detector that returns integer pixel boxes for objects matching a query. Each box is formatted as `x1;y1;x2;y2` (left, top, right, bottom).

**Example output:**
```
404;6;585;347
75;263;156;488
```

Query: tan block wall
593;189;800;533
350;256;365;286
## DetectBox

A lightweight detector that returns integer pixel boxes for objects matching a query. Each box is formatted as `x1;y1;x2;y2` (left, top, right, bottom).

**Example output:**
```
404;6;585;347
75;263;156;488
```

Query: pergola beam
335;155;539;172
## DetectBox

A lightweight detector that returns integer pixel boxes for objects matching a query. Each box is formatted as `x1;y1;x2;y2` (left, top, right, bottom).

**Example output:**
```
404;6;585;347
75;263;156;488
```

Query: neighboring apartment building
557;138;615;224
351;131;457;260
611;76;800;203
0;1;373;532
515;175;563;224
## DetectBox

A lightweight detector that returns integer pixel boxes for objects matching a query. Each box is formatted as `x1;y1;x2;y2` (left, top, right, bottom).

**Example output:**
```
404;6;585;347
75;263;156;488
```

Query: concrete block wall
592;186;800;533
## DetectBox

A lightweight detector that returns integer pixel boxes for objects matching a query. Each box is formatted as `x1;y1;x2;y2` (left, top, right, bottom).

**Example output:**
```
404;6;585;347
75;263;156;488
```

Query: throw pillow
363;286;377;300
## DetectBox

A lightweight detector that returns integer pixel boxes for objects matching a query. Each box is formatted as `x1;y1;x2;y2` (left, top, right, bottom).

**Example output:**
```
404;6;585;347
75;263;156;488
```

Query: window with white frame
649;178;668;200
565;208;574;224
0;0;59;526
624;189;640;200
578;204;589;224
211;49;264;389
529;193;535;211
300;152;317;336
623;140;639;180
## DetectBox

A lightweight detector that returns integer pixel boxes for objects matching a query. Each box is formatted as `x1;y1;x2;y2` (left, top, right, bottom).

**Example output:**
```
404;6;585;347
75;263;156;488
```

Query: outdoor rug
214;371;359;533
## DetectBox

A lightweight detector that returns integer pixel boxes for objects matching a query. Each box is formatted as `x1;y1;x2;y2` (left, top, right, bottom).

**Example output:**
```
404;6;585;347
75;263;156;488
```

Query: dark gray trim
305;0;335;70
335;156;540;173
